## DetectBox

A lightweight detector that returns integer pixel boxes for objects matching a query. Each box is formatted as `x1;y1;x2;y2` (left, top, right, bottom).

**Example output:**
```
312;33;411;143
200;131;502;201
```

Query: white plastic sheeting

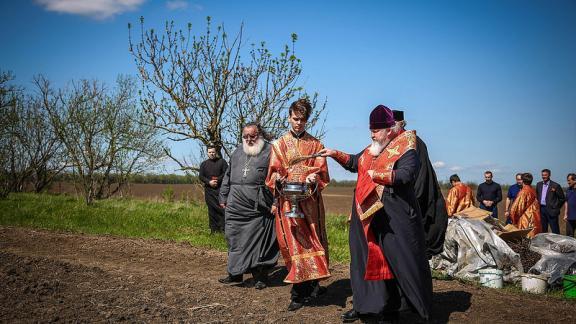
528;233;576;285
430;217;523;282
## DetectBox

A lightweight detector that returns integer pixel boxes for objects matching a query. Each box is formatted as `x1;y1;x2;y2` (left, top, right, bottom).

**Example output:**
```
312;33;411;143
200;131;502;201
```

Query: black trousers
540;206;560;234
204;188;224;232
566;220;576;238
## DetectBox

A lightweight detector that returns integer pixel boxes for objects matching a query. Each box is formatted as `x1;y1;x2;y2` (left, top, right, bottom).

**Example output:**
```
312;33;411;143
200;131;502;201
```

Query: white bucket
521;273;548;294
478;268;503;289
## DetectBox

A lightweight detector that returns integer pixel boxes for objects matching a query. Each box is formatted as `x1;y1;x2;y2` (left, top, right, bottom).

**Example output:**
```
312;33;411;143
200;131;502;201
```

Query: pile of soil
508;238;542;271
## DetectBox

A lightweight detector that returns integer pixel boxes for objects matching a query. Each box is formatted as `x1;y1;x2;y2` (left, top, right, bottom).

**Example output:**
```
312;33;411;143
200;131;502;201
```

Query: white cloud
166;0;188;10
449;166;463;172
35;0;145;19
432;161;446;169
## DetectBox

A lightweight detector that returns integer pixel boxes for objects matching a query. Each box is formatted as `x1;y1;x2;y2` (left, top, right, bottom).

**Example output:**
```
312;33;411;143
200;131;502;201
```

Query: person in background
199;146;228;233
563;173;576;237
504;173;523;224
477;170;502;220
446;174;475;217
537;169;566;234
509;173;541;238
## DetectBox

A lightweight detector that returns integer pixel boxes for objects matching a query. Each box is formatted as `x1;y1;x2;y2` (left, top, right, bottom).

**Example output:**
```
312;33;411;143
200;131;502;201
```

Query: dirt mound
1;227;575;323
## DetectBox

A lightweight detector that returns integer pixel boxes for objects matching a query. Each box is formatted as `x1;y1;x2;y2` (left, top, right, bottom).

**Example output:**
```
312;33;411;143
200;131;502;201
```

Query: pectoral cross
242;166;250;178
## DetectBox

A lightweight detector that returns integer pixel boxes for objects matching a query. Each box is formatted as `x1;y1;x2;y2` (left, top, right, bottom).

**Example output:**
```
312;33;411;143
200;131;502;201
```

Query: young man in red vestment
266;99;330;311
446;174;475;216
320;105;432;323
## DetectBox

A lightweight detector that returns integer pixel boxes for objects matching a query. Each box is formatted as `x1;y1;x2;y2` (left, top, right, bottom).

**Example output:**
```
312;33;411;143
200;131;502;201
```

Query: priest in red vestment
265;99;330;311
320;105;432;323
510;172;542;238
446;174;475;216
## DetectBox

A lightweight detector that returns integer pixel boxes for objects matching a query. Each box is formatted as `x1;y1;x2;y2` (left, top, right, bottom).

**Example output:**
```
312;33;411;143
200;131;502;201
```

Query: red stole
355;130;416;280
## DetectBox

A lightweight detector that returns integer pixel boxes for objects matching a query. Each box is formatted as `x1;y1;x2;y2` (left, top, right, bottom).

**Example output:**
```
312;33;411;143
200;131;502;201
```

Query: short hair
206;145;217;151
289;98;312;120
541;169;551;175
449;174;461;183
484;171;493;176
243;121;272;141
515;173;523;178
521;172;533;185
568;173;576;181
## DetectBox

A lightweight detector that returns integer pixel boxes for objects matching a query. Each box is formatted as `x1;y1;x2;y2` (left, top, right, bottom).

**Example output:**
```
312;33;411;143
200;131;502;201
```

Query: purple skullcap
369;105;395;130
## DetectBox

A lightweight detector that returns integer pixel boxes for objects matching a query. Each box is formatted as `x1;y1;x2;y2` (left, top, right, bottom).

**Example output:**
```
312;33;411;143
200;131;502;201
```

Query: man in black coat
537;169;566;234
393;110;448;259
476;170;502;220
199;146;228;233
321;105;432;323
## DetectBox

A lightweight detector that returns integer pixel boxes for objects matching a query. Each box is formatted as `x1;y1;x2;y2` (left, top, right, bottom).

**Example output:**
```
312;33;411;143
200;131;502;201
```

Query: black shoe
287;300;304;311
254;280;267;290
218;274;242;284
287;297;310;311
341;309;360;323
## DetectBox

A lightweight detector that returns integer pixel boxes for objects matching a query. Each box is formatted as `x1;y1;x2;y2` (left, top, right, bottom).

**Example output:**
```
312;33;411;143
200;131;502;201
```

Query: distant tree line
0;70;165;204
54;172;197;185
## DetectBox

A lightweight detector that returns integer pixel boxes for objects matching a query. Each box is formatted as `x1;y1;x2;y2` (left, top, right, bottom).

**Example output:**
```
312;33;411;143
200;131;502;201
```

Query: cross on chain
242;166;250;178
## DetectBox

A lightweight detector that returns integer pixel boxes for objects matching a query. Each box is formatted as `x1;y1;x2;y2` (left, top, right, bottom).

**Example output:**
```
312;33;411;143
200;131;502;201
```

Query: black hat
392;110;404;122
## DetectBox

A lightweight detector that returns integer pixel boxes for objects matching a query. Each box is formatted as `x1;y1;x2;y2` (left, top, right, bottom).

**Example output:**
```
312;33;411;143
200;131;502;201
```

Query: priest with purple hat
320;105;432;323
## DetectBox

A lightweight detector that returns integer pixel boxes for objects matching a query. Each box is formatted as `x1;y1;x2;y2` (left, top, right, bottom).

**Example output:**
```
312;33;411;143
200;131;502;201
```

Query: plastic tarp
528;233;576;285
430;217;523;282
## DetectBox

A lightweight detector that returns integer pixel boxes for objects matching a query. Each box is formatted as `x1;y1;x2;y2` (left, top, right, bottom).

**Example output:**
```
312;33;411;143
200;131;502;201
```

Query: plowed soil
1;227;574;323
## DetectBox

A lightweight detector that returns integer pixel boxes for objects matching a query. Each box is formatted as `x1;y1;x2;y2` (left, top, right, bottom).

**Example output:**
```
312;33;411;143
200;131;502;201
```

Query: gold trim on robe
446;183;475;216
510;185;541;238
266;131;331;283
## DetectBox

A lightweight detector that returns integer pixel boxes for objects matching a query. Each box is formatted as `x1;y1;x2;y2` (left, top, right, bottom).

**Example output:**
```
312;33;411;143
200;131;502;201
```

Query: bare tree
37;75;165;204
129;17;327;171
0;70;20;197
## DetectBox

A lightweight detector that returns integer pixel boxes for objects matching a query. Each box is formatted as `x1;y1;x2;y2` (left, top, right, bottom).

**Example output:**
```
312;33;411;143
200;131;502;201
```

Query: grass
0;193;227;252
0;193;351;262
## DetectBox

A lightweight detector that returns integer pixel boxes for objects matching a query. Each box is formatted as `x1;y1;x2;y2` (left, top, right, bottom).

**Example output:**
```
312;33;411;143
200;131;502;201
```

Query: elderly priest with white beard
218;122;279;289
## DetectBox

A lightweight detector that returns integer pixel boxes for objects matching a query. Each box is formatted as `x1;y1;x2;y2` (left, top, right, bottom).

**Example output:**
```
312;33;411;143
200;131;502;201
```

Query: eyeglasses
242;134;259;140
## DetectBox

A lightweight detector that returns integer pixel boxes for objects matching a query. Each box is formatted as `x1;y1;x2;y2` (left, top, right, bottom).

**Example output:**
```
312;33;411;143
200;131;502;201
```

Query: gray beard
243;138;265;156
368;140;385;157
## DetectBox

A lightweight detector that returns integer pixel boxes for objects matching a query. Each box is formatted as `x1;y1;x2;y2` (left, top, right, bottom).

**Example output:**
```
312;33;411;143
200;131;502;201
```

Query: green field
0;193;351;262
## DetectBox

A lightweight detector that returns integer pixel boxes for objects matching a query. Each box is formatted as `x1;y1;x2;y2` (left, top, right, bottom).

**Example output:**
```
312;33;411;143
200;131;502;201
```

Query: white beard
368;140;385;157
243;137;265;156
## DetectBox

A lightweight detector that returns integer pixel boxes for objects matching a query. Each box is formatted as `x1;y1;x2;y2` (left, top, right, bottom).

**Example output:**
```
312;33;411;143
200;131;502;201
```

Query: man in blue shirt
564;173;576;238
504;173;523;224
477;171;503;220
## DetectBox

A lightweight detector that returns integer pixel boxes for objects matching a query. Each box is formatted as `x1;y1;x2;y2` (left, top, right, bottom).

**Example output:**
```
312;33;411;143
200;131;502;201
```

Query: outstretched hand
318;148;337;158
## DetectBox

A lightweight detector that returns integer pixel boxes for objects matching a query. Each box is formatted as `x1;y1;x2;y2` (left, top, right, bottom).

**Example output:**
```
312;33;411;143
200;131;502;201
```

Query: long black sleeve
393;150;420;186
198;161;210;186
495;185;502;203
476;184;483;203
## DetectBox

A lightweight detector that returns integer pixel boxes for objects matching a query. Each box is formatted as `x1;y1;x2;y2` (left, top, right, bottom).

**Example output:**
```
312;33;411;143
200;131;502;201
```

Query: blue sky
1;0;575;184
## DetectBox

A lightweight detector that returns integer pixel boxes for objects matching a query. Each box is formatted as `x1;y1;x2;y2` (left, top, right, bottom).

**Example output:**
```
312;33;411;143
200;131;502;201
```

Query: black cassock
341;149;432;320
219;143;279;276
414;136;448;259
199;157;228;232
